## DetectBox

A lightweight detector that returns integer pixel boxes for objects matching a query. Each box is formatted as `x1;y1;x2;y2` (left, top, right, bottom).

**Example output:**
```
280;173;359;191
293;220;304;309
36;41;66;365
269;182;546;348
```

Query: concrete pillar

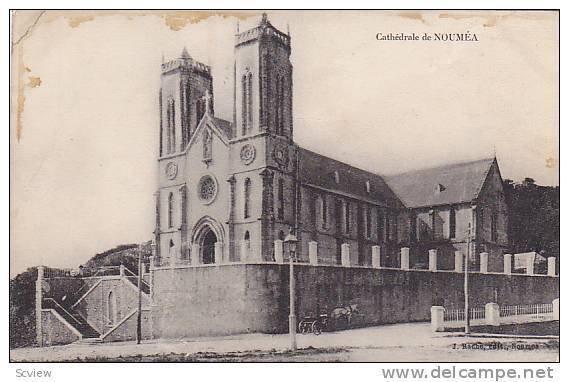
371;245;381;268
36;266;44;346
553;298;559;320
485;303;500;326
503;254;512;275
214;242;223;264
119;264;125;276
479;252;488;274
400;247;410;270
548;257;556;276
308;241;318;265
429;249;438;272
274;240;284;264
430;306;445;332
240;241;249;263
191;244;200;266
454;251;463;272
341;243;351;267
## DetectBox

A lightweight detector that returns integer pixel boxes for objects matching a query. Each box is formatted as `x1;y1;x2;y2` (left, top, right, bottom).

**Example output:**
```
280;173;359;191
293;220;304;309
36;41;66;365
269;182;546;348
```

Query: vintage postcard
9;9;559;370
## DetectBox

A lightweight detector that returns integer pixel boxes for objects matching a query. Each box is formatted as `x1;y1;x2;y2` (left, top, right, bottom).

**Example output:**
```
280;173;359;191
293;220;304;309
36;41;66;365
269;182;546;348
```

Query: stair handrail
43;297;83;326
122;265;150;290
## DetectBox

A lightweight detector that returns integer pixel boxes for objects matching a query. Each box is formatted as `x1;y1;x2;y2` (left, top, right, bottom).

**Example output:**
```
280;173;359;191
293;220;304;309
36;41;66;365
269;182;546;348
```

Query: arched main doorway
201;229;217;264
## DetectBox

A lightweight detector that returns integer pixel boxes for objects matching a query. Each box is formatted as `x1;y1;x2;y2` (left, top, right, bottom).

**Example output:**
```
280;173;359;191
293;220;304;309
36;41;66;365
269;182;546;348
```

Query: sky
10;10;559;276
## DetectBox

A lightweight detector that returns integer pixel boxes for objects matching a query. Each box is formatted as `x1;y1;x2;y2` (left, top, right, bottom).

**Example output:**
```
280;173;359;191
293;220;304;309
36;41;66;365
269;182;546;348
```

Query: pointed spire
236;20;240;34
180;47;191;59
260;12;268;25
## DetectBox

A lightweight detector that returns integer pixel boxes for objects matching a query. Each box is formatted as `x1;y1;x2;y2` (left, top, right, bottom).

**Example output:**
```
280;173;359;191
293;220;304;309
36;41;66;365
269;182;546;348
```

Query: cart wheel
312;321;322;335
298;321;307;334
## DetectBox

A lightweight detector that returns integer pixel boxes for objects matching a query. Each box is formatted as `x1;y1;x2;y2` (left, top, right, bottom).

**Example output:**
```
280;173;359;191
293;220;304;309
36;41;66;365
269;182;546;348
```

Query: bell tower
234;13;293;139
159;48;213;156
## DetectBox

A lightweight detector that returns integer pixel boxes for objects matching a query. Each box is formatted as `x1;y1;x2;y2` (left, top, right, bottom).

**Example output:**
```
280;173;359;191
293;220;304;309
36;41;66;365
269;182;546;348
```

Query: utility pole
464;224;471;335
136;244;143;344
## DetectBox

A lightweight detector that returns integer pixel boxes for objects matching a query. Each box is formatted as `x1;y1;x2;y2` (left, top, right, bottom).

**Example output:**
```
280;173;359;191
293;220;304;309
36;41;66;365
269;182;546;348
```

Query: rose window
198;176;217;203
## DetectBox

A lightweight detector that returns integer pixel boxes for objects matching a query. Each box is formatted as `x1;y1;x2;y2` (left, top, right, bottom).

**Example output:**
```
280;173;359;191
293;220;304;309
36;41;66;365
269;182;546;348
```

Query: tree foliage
503;178;559;258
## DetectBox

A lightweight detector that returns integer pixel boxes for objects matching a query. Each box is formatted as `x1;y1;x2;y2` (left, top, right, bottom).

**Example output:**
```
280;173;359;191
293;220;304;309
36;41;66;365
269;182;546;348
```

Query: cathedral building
154;14;509;273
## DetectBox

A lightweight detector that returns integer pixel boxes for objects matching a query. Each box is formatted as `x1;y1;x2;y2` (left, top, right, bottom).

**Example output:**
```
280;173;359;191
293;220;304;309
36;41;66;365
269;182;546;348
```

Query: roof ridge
386;156;495;179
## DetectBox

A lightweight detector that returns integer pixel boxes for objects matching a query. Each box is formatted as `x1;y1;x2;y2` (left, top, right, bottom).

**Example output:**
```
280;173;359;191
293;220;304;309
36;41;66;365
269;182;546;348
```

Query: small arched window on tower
276;74;285;135
166;98;176;154
244;178;251;219
168;192;174;228
277;178;285;220
196;98;205;124
241;75;247;136
247;73;253;130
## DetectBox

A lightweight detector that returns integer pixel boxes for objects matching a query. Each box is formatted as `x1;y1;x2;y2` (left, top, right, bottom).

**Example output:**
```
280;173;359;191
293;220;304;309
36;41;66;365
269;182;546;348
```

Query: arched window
365;205;372;239
107;290;117;325
244;178;251;219
276;75;284;135
334;171;340;184
247;73;253;129
344;201;350;234
449;206;456;239
319;195;328;229
168;192;174;228
277;178;284;220
365;180;371;194
241;75;247;135
167;99;176;154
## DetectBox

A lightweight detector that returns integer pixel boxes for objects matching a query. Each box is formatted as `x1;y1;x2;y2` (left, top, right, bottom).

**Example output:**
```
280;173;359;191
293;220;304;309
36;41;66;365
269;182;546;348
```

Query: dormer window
334;171;340;184
436;183;446;193
365;180;371;194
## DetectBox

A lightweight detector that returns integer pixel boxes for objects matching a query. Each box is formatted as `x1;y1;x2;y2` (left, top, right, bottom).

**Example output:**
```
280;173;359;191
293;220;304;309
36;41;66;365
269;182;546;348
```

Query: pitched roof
298;147;403;207
384;158;496;208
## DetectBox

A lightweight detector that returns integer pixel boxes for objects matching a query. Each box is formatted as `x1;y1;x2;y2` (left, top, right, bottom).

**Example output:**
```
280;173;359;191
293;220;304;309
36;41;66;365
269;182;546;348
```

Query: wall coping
152;262;558;278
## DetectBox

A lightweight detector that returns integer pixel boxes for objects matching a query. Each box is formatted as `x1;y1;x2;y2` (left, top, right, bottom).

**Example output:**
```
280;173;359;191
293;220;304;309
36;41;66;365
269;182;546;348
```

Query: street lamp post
464;224;471;335
284;231;298;352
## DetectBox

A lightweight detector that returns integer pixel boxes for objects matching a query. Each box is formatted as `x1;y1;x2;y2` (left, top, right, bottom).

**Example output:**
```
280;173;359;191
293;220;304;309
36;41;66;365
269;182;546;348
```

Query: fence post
547;257;556;276
553;298;559;320
400;247;410;270
430;306;445;332
308;241;318;265
454;251;463;272
36;266;44;347
503;254;512;275
372;245;381;268
274;240;284;264
479;252;488;274
429;249;438;272
485;303;500;326
341;243;351;267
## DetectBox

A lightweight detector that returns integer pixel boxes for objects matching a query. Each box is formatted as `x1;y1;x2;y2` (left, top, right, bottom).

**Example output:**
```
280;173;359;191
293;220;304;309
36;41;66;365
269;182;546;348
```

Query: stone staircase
43;298;101;339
